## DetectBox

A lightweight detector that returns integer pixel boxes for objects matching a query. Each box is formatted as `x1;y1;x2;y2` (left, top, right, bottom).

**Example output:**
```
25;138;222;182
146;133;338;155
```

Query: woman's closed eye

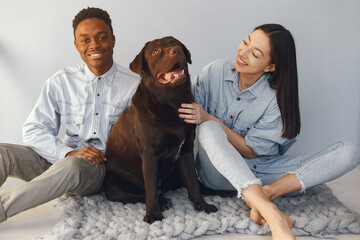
243;40;260;58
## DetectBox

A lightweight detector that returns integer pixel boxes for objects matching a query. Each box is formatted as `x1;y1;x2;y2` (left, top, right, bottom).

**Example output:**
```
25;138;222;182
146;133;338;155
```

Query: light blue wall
1;0;359;153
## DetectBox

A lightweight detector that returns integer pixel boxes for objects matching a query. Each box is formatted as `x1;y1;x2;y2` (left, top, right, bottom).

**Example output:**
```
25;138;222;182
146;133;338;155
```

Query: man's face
74;18;115;76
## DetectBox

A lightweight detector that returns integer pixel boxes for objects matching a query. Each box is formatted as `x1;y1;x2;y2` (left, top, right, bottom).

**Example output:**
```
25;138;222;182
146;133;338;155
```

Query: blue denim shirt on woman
193;59;296;158
23;63;140;164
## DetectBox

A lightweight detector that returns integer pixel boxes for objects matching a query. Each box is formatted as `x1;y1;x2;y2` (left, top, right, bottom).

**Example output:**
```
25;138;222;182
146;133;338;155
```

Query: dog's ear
129;43;148;76
181;43;192;64
129;48;144;76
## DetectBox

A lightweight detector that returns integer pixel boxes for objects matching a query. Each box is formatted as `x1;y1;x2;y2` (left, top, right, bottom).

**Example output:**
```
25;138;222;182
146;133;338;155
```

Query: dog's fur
104;36;217;223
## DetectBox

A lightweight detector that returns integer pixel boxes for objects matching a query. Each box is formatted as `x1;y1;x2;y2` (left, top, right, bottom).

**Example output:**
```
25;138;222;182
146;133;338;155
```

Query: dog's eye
152;48;161;56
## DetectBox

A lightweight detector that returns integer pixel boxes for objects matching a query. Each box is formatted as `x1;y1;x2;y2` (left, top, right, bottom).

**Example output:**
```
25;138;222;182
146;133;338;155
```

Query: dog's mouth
156;64;185;85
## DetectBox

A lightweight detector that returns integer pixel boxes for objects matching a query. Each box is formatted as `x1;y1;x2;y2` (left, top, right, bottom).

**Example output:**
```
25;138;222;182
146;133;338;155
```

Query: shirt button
95;113;99;115
93;132;96;134
98;77;101;81
253;165;257;169
97;93;100;96
237;97;241;101
230;115;233;119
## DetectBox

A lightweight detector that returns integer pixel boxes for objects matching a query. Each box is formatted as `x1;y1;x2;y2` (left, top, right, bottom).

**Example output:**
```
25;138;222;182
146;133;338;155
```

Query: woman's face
234;29;275;76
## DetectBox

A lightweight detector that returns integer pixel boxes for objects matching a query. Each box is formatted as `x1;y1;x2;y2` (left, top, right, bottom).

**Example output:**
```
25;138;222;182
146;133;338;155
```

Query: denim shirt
23;63;140;164
193;59;295;158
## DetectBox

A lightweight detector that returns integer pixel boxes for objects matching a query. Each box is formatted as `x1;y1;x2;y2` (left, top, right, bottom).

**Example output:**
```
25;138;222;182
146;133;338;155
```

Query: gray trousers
0;143;106;222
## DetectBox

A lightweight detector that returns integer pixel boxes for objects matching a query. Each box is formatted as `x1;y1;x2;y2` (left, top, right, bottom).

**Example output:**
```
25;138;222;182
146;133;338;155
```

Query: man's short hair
72;7;113;37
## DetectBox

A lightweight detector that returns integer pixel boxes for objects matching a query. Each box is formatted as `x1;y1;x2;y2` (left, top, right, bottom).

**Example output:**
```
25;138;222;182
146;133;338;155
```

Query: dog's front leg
142;154;163;223
178;137;218;214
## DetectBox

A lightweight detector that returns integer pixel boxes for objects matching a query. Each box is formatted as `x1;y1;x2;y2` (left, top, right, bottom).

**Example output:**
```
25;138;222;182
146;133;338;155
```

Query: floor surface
0;165;359;240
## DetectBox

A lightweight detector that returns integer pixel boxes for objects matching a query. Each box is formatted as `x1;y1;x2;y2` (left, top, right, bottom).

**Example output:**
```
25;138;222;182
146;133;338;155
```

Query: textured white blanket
38;184;360;240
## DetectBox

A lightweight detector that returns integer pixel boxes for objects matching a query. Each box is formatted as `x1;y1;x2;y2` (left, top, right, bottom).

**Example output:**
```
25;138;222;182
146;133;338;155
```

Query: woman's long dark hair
254;24;300;139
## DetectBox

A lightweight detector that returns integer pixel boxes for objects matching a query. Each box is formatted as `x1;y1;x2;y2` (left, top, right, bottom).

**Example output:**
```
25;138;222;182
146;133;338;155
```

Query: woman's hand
66;145;106;167
178;103;213;125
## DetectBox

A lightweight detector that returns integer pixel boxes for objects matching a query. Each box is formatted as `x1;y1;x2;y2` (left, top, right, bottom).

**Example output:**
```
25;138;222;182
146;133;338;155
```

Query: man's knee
0;143;11;160
55;157;99;178
54;156;105;195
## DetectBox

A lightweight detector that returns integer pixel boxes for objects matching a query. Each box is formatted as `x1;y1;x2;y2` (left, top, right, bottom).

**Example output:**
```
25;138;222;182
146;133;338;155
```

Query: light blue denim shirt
23;63;140;164
193;59;295;157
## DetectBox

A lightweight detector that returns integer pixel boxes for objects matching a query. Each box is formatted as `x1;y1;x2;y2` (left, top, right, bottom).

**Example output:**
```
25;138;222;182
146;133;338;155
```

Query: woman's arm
178;103;257;159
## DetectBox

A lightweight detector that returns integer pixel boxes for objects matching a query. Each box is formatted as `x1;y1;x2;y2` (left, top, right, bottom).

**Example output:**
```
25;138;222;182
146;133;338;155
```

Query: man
0;7;139;222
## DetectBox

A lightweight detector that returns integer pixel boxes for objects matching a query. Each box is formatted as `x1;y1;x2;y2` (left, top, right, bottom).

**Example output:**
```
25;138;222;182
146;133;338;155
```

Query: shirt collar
226;65;270;98
244;73;270;98
84;63;116;85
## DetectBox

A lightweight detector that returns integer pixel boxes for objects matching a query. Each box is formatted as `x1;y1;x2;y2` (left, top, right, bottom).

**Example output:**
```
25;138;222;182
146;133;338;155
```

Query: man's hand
66;145;106;167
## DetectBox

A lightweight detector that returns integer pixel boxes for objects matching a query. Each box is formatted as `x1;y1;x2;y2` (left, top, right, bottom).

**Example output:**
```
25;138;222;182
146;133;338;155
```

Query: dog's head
130;36;192;87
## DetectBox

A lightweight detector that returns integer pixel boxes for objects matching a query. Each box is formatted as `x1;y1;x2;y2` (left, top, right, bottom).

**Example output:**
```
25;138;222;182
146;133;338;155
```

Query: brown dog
104;36;217;223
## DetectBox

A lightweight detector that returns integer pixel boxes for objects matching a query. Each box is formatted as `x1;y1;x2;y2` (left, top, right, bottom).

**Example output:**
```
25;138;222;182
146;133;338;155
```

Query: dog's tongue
163;69;184;81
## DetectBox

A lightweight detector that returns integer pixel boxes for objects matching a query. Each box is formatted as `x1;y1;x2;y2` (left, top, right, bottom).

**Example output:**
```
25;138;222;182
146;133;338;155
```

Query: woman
178;24;360;239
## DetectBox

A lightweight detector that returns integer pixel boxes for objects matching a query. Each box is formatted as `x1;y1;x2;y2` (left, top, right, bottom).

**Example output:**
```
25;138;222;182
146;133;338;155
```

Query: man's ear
129;42;149;76
74;39;80;53
264;64;275;73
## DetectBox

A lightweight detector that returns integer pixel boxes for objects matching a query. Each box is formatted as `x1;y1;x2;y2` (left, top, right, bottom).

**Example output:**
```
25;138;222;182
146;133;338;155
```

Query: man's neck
89;61;114;76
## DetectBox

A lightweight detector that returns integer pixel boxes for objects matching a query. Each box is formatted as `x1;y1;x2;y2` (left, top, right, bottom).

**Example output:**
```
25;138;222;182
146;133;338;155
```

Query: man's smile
87;52;105;59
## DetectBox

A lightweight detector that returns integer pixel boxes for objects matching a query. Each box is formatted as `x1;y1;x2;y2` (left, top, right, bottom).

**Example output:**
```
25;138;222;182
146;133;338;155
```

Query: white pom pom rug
38;184;360;240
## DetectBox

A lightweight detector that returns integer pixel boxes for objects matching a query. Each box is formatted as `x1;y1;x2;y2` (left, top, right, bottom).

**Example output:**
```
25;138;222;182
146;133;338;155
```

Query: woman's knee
198;121;226;145
340;140;360;167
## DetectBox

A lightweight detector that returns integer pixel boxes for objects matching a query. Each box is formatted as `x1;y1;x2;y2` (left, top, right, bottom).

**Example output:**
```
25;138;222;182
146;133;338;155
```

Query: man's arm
22;79;74;164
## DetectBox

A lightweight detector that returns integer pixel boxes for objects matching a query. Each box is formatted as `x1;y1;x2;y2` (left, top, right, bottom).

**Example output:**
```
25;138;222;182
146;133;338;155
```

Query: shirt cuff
56;146;75;161
244;135;277;156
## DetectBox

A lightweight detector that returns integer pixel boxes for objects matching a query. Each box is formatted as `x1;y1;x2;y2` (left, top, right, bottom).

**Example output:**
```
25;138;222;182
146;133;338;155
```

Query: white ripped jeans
195;121;360;197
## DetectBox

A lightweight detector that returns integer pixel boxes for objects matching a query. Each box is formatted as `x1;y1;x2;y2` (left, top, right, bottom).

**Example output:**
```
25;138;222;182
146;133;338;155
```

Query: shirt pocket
60;104;86;137
61;114;85;137
207;101;225;120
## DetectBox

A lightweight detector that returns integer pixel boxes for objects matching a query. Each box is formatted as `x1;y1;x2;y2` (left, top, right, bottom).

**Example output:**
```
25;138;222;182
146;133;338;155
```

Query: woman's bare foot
264;204;295;240
250;207;266;225
244;185;273;226
262;184;275;201
245;199;294;239
241;184;295;239
244;198;266;225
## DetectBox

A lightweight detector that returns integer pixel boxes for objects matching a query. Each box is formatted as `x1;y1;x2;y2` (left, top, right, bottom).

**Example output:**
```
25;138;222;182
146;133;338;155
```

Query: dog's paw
143;210;164;224
193;201;218;213
159;196;172;211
